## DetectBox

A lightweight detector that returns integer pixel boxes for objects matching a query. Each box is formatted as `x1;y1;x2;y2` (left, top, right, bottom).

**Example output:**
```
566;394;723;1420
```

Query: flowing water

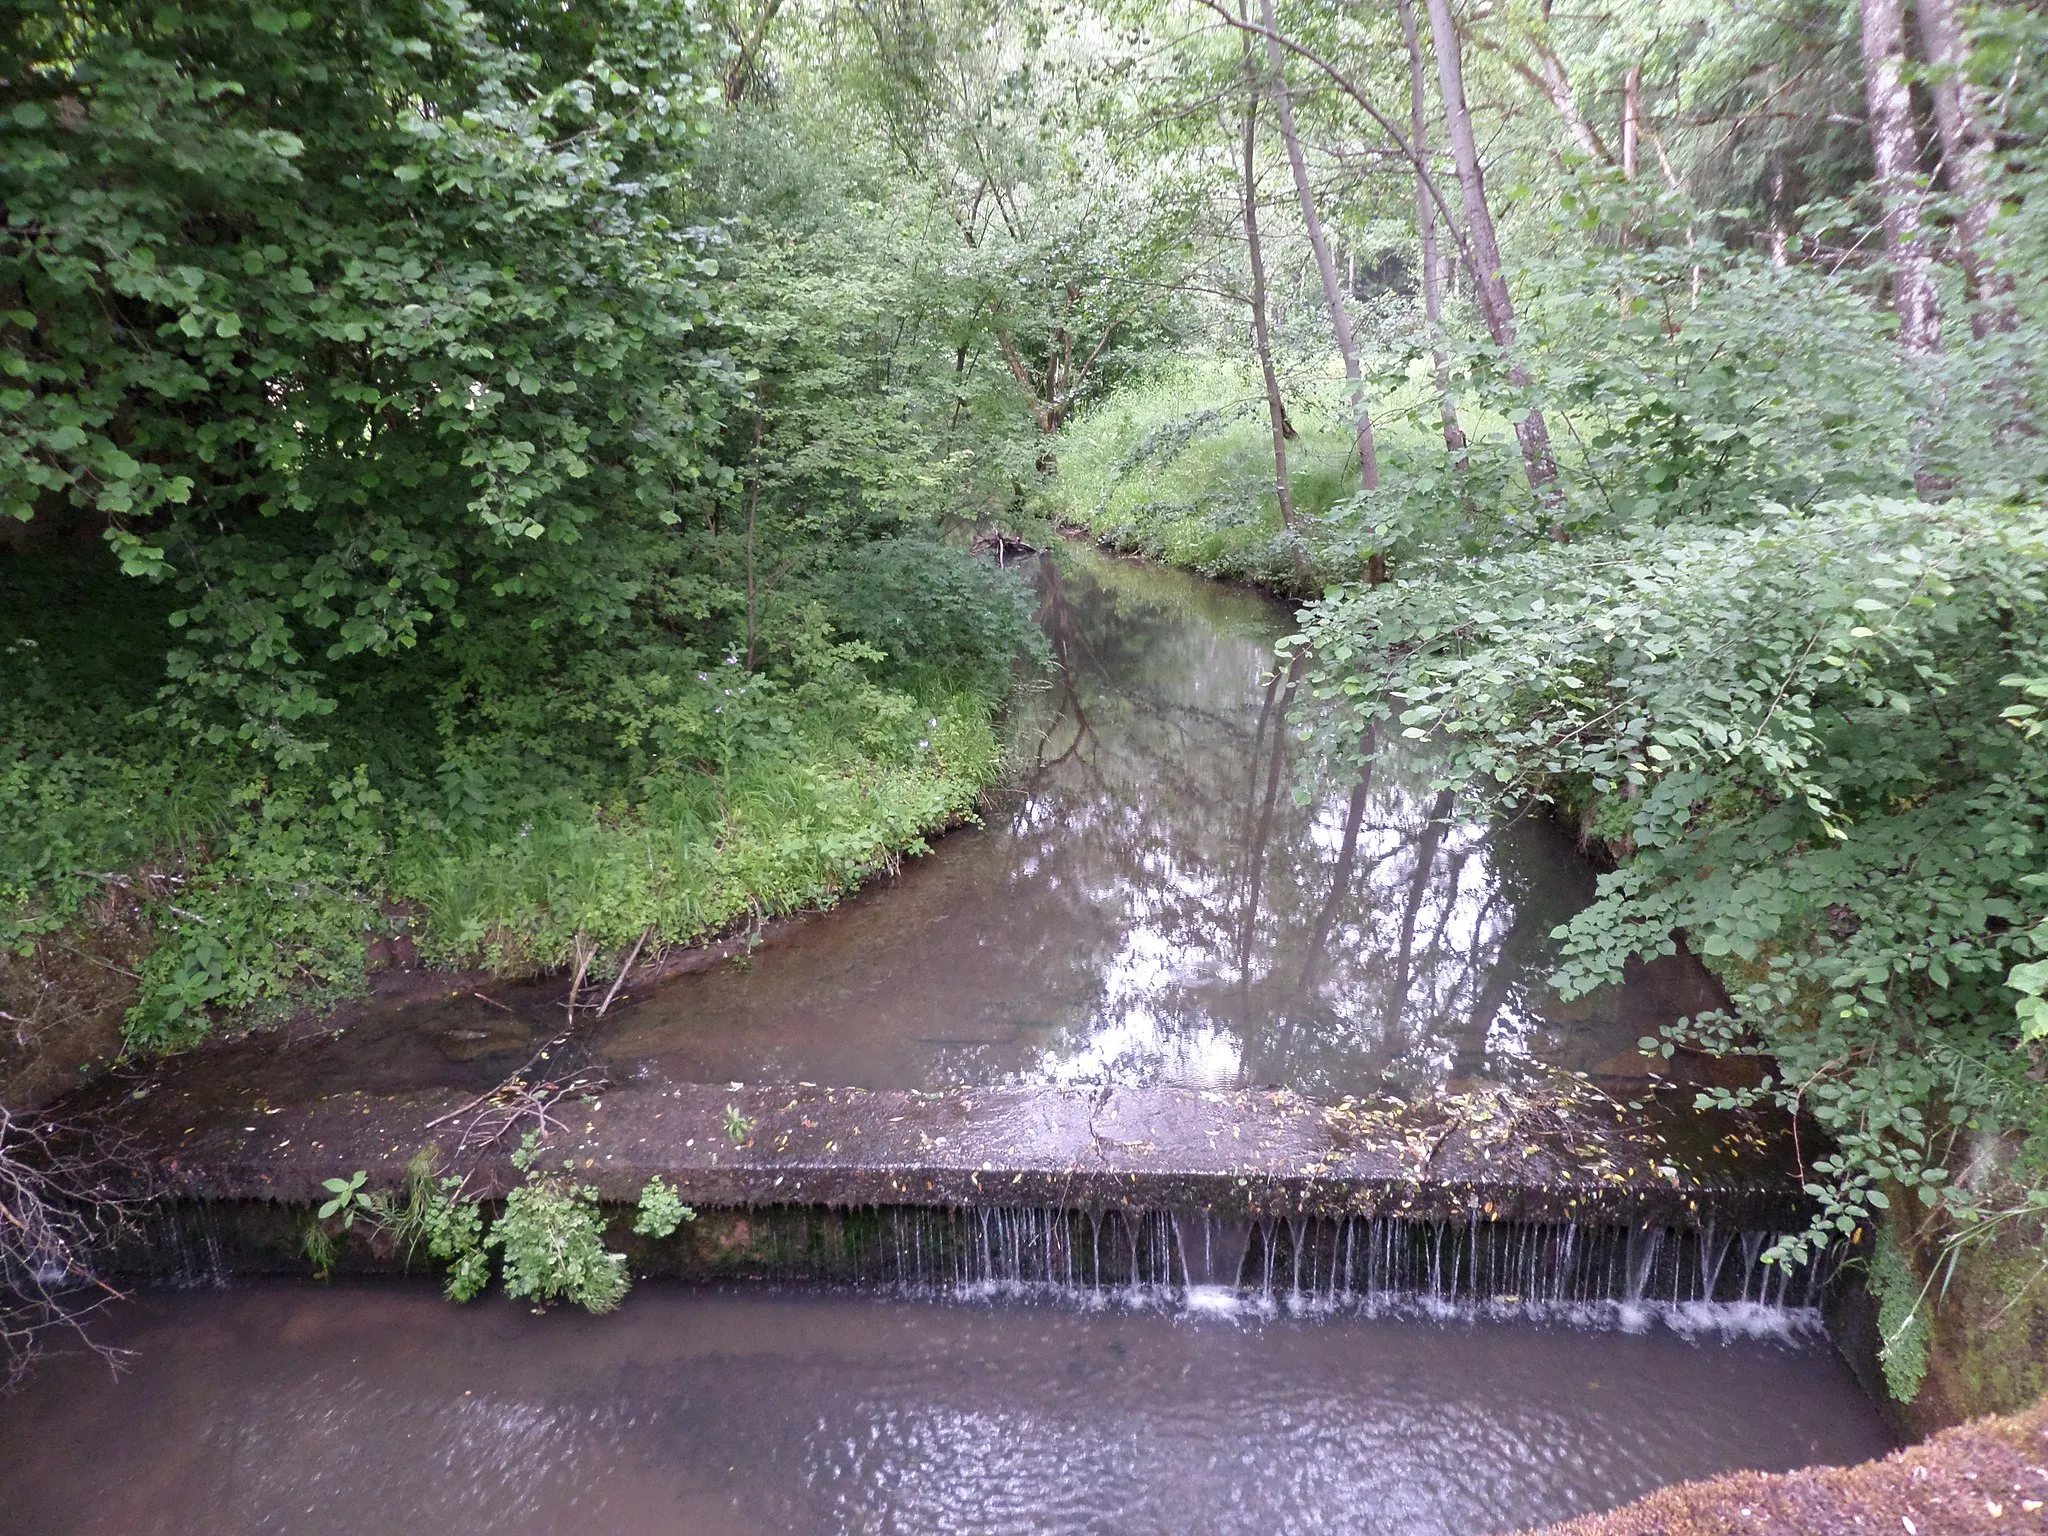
0;1283;1889;1536
111;543;1722;1108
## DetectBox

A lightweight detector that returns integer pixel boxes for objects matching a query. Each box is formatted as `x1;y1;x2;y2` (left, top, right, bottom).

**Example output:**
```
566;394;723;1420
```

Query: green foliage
1526;231;2048;524
356;1147;490;1300
632;1175;694;1239
298;1218;339;1282
419;1182;491;1304
1;0;1049;1048
4;0;733;764
489;1134;628;1312
1295;496;2048;1261
723;1104;753;1145
316;1170;370;1228
341;1137;642;1310
1052;357;1352;585
1870;1224;1932;1405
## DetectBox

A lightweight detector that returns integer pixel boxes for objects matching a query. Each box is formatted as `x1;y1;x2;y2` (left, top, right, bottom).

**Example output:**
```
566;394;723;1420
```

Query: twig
595;925;654;1019
562;932;596;1019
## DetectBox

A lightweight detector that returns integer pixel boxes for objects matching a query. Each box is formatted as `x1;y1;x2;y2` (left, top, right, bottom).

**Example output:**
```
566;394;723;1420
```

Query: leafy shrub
490;1177;629;1314
632;1176;694;1239
481;1134;628;1313
1295;496;2048;1261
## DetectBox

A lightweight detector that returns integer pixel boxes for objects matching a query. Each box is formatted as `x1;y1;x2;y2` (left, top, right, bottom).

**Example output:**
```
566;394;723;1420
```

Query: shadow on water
0;1282;1892;1536
594;544;1723;1098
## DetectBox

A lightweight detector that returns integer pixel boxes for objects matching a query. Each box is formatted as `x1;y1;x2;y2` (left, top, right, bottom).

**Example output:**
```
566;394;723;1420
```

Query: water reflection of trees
998;553;1600;1099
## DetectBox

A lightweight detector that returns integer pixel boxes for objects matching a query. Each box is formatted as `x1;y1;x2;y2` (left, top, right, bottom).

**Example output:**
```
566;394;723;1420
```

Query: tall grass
395;694;1005;974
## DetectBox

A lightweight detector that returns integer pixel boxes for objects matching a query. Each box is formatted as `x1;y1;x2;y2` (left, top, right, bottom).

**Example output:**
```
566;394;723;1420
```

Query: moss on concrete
1913;1225;2048;1435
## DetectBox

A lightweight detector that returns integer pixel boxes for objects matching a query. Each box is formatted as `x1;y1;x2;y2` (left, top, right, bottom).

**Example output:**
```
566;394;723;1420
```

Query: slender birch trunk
1621;64;1641;181
1768;156;1792;265
1916;0;2013;334
1422;0;1561;504
1400;0;1469;469
1256;0;1379;495
1240;92;1306;585
1526;32;1611;164
1860;0;1943;355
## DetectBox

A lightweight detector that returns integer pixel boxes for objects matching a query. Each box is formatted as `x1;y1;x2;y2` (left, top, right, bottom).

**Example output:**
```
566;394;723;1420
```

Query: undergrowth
1;539;1036;1055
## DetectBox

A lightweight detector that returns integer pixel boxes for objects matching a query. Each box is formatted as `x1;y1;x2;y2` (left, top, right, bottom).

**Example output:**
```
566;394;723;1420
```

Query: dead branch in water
595;925;655;1019
0;1104;152;1389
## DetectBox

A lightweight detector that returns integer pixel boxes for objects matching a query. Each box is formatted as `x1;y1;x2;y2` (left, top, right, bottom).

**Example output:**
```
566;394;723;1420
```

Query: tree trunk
1859;0;1943;355
1621;64;1641;181
1240;93;1307;586
1526;31;1611;165
1422;0;1561;505
1916;0;2013;334
1400;0;1468;469
725;0;785;108
1257;0;1379;496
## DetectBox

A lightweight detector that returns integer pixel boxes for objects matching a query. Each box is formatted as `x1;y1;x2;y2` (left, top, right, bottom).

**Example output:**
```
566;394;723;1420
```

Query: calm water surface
0;1283;1890;1536
594;545;1718;1097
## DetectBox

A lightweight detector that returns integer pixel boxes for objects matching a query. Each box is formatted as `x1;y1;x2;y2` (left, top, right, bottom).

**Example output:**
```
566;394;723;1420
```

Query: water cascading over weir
123;1076;1835;1321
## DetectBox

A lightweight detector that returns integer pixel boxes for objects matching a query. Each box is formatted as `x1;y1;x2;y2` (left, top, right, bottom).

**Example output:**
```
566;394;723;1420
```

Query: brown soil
0;873;153;1109
1528;1396;2048;1535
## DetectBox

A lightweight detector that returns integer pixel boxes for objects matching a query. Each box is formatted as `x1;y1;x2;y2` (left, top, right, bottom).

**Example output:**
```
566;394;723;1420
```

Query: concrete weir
136;1078;1807;1226
121;1074;1828;1308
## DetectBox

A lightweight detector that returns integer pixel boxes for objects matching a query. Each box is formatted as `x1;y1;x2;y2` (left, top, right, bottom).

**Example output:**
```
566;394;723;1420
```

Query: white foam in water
1181;1284;1244;1317
889;1276;1827;1341
858;1207;1837;1334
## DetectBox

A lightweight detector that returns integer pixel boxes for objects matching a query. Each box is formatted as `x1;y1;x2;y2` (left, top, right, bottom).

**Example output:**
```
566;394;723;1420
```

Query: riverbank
1528;1393;2048;1536
4;536;1991;1532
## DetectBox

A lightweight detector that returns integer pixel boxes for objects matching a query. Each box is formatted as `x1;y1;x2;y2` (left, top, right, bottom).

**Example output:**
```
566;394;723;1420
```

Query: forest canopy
1;0;1046;1046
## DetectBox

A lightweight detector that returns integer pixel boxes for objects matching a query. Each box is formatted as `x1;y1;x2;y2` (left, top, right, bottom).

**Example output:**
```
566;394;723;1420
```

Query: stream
0;1284;1887;1536
0;544;1893;1534
129;543;1727;1107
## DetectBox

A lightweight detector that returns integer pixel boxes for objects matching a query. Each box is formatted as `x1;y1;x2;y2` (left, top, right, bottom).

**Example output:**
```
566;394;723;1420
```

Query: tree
1238;91;1305;575
1255;0;1380;496
1916;0;2014;334
2;0;734;763
1399;0;1469;467
1859;0;1944;355
1421;0;1562;506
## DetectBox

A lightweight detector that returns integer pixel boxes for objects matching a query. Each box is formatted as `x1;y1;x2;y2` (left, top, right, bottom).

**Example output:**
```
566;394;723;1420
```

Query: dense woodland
4;0;2047;1399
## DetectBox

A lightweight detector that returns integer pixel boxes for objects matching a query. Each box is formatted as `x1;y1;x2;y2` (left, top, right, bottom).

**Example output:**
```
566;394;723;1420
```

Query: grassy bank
0;538;1037;1085
1047;353;1530;595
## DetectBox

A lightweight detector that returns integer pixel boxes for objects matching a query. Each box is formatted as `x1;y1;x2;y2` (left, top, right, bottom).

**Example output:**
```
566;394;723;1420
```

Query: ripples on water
0;1283;1890;1536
